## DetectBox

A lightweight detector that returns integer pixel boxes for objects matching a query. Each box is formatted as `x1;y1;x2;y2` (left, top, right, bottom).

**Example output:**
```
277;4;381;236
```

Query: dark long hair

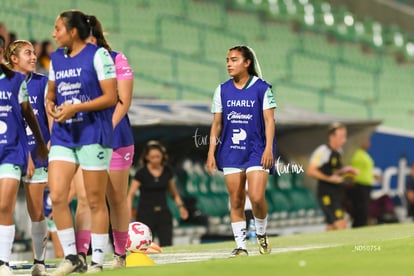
0;34;14;78
0;64;14;79
139;140;168;166
59;10;97;41
90;16;112;51
229;45;259;77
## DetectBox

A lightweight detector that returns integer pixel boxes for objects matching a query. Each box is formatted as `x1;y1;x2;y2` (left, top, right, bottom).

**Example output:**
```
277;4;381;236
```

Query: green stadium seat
266;188;292;221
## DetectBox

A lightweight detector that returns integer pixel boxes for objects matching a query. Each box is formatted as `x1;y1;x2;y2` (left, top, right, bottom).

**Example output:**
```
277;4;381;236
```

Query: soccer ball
126;221;153;253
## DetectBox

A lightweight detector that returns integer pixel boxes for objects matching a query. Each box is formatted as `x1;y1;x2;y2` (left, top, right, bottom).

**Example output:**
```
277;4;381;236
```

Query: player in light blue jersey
206;46;276;257
5;39;51;276
0;36;48;276
45;11;117;275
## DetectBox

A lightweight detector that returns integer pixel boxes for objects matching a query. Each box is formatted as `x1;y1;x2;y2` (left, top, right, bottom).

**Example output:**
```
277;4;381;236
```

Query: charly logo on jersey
0;90;13;100
55;68;82;80
231;128;247;145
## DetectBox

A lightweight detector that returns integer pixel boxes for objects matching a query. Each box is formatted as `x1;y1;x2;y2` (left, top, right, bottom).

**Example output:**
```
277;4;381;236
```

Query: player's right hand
205;156;217;176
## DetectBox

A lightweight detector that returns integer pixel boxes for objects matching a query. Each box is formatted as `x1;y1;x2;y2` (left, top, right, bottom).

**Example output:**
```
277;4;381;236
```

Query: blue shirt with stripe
213;77;276;171
0;71;29;168
26;72;49;168
49;44;115;148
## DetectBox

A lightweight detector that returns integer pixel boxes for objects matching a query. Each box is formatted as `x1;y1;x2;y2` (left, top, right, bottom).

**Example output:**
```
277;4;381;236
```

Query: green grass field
100;223;414;276
15;223;414;275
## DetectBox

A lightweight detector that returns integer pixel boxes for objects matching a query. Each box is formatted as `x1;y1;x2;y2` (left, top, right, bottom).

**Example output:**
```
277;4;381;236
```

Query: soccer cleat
31;263;47;276
77;254;88;273
256;234;271;254
51;254;82;276
111;254;126;269
229;248;248;257
87;263;103;273
0;263;13;276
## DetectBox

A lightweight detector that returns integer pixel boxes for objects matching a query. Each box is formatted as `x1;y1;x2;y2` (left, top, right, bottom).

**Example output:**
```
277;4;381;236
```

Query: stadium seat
266;188;292;223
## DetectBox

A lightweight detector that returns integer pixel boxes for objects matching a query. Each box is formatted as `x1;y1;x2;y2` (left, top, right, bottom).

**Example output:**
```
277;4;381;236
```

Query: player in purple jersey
45;11;117;275
70;16;135;270
5;39;51;276
0;38;48;276
206;46;276;257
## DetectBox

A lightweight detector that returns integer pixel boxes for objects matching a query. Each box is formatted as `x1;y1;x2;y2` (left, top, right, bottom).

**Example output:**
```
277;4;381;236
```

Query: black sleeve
133;166;145;182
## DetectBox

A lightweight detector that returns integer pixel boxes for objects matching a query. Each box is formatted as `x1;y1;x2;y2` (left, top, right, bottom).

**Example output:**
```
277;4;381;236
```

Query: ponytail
246;46;262;79
89;15;112;51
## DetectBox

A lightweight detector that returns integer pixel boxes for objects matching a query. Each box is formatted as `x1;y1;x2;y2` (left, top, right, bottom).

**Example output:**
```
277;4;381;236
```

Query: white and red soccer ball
126;221;153;253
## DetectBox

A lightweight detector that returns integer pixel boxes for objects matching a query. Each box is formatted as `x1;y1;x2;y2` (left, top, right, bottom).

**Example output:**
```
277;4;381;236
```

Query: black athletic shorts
317;182;345;224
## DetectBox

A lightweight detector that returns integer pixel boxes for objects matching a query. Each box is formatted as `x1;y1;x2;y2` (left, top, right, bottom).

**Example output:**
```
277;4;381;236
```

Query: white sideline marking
12;244;332;275
150;244;332;264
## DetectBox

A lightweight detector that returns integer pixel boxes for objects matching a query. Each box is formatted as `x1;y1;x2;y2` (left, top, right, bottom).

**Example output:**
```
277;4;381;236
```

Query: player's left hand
261;148;274;169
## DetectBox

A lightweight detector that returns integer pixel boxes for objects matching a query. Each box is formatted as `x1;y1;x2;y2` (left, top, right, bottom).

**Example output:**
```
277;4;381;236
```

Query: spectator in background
0;23;9;50
38;40;53;74
0;34;5;61
0;28;6;64
307;122;349;231
347;137;378;227
8;32;17;45
127;141;189;247
30;40;42;73
405;163;414;218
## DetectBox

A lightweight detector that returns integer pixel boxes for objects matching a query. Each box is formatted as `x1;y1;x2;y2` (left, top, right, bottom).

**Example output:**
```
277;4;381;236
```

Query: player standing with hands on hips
45;10;117;275
206;45;276;257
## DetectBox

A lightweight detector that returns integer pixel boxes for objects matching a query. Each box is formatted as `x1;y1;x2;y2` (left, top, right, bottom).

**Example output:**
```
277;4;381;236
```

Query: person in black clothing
127;141;189;246
306;122;349;231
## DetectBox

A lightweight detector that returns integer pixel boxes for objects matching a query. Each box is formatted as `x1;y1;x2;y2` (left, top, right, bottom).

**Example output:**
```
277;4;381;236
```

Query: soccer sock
91;233;109;265
76;230;91;256
0;225;15;263
31;220;48;261
231;221;247;250
112;229;128;256
57;228;77;257
254;215;268;236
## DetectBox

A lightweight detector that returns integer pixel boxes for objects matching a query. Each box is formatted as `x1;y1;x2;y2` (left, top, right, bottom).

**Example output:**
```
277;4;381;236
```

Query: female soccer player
72;15;135;270
0;36;48;276
5;39;51;276
45;10;117;275
206;45;276;257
